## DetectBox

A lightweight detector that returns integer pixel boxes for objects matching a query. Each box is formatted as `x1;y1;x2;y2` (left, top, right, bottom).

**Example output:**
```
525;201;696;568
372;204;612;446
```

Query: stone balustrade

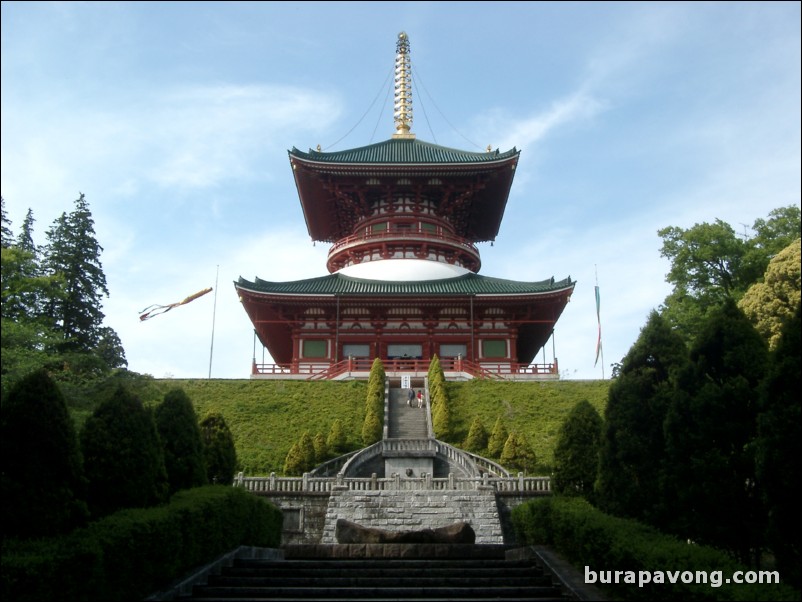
235;471;550;493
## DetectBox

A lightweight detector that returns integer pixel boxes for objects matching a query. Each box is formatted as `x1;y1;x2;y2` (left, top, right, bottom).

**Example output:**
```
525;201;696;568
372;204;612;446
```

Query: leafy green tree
553;400;602;499
80;385;168;517
463;416;488;453
596;311;687;525
663;298;768;564
754;304;801;586
326;418;347;454
1;208;61;391
199;411;238;485
43;193;110;353
1;369;88;538
154;388;207;495
487;415;508;458
658;219;746;340
739;238;801;349
500;431;536;473
742;205;802;283
658;205;800;344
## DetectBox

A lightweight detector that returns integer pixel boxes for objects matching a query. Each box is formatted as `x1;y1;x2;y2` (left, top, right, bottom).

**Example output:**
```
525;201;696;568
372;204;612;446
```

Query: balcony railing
328;229;480;257
252;357;558;380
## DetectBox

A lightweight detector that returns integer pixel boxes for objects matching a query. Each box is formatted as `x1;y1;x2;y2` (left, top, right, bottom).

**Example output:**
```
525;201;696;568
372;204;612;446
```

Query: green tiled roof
290;138;519;165
236;272;574;296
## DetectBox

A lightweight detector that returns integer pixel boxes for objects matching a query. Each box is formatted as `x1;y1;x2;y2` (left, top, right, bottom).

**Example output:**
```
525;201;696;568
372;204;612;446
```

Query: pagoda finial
393;31;415;139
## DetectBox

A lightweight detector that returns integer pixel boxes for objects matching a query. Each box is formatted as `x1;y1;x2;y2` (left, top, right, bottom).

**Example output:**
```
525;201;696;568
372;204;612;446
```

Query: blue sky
2;1;800;380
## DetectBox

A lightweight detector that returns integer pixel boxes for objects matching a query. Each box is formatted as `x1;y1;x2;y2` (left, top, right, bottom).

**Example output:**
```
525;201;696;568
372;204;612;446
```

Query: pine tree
154;388;208;495
500;431;536;474
428;354;445;389
595;310;687;525
1;369;88;538
327;418;347;454
0;197;13;248
283;442;304;476
431;381;451;439
663;298;768;563
553;400;602;499
754;304;801;585
463;417;488;453
313;432;329;464
361;358;385;445
80;384;169;517
199;412;238;485
44;193;109;353
298;432;315;471
487;416;508;458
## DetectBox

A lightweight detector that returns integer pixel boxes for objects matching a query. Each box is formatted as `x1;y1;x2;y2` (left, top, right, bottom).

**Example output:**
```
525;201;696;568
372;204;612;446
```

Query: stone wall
253;492;330;545
321;486;504;544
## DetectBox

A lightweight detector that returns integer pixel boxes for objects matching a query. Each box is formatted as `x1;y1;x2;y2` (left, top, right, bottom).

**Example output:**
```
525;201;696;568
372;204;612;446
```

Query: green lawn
69;376;609;476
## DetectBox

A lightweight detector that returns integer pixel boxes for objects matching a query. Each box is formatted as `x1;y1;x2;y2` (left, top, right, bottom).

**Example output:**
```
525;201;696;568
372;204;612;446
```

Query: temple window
481;339;507;358
302;340;328;358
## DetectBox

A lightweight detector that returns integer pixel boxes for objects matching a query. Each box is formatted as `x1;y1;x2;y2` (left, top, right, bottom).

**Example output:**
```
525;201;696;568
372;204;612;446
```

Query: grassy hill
66;376;610;476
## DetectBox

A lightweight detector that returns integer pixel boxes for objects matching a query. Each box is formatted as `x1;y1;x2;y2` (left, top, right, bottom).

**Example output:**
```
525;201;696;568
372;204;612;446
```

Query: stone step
185;556;565;601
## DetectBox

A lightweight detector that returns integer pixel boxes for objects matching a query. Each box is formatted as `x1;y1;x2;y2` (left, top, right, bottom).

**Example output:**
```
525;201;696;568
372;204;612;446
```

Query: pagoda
235;32;575;380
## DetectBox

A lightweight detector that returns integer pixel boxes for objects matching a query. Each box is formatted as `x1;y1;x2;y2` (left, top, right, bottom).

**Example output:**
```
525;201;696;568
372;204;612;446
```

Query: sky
2;1;800;381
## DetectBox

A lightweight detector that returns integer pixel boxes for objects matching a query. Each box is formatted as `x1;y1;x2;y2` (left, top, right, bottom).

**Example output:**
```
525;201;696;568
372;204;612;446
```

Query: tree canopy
739;238;801;349
658;204;800;344
1;195;126;394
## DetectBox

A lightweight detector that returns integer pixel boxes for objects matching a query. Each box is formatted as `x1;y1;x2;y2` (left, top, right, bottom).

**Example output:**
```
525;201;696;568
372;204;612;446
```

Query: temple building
235;32;575;380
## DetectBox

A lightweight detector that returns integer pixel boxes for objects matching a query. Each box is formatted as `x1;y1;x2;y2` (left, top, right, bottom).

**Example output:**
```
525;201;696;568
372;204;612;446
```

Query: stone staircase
180;545;568;601
387;387;428;438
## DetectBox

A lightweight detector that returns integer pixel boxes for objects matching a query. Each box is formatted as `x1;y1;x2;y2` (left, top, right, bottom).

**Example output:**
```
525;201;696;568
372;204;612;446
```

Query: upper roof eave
235;272;575;297
289;137;519;168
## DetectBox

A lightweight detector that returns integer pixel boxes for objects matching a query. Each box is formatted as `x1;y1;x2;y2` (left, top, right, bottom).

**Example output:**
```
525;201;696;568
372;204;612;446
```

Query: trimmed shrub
155;388;207;494
512;497;799;601
553;399;602;499
1;368;89;538
80;385;168;517
1;485;282;602
199;411;238;485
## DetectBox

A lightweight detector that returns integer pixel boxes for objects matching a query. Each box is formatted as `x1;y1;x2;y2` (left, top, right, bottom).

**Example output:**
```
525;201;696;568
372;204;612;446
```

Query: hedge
1;485;282;602
512;497;800;601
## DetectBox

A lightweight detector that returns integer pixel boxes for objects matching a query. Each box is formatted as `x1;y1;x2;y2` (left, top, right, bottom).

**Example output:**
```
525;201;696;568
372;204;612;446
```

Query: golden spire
392;31;415;139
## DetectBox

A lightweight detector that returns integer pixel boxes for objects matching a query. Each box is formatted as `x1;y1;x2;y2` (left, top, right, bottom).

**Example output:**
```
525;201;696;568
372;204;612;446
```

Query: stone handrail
235;471;550;493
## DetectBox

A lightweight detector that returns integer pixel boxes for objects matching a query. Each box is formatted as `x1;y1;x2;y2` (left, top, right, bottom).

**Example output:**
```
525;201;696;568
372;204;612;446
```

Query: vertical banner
594;284;603;368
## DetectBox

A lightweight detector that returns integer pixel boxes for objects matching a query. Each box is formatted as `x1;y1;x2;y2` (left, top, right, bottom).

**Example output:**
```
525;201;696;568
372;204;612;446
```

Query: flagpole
208;265;219;379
